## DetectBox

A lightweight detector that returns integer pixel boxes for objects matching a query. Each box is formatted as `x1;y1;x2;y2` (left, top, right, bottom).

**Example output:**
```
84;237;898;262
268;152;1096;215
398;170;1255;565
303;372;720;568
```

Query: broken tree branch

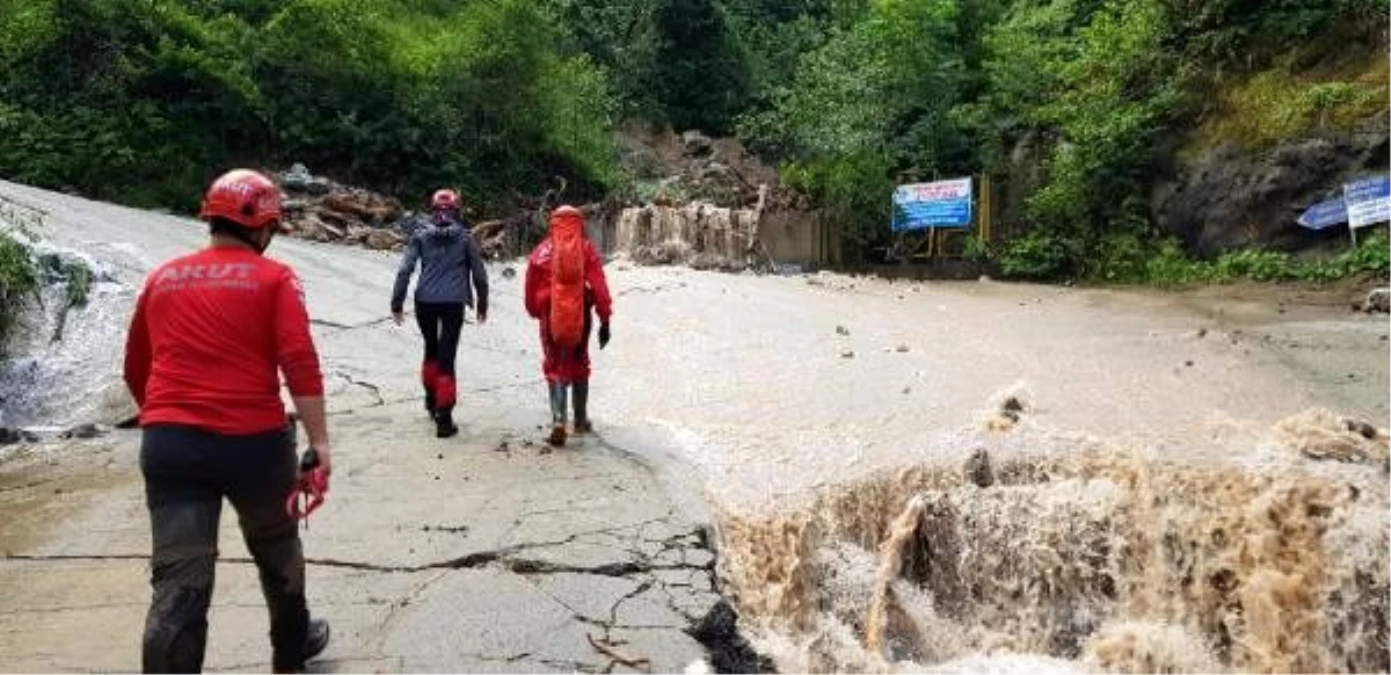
587;633;651;672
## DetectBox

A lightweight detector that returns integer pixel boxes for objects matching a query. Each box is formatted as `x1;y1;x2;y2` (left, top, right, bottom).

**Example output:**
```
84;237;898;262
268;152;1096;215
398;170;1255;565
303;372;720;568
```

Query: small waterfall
0;229;133;429
614;203;765;270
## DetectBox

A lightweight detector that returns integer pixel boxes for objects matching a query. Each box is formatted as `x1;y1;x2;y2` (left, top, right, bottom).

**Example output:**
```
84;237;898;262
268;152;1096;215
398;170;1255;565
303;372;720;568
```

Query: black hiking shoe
304;618;331;662
436;411;459;438
547;424;567;447
573;419;593;435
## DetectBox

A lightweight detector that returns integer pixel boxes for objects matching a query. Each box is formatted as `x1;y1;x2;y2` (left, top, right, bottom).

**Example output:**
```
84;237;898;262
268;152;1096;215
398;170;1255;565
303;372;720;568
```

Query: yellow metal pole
981;174;992;244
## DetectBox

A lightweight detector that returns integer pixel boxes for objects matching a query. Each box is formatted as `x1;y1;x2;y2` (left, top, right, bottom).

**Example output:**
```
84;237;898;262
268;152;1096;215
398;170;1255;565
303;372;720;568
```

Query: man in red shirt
124;169;332;673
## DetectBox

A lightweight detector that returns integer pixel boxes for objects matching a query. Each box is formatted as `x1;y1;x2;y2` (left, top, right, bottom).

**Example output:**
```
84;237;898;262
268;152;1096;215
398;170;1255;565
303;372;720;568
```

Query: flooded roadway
1;179;1387;672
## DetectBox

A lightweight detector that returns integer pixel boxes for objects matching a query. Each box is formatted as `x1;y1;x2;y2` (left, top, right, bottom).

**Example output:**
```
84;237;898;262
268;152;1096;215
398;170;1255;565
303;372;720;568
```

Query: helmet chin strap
227;226;271;254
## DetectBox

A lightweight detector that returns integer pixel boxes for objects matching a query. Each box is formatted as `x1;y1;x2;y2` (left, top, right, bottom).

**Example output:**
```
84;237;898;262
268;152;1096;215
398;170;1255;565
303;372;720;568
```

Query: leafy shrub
0;232;37;351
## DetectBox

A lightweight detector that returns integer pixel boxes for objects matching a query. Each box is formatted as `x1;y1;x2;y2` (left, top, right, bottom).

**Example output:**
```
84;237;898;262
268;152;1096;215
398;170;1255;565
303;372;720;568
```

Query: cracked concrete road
0;181;720;673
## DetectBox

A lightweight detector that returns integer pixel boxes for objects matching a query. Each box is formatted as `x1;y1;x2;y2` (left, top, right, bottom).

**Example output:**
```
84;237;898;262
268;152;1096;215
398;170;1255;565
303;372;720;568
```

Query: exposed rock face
1152;118;1389;257
616;123;806;210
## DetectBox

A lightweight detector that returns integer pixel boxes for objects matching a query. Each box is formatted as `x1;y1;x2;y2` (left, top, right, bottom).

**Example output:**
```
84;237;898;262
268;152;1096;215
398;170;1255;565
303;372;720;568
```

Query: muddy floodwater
1;179;1387;673
602;266;1388;673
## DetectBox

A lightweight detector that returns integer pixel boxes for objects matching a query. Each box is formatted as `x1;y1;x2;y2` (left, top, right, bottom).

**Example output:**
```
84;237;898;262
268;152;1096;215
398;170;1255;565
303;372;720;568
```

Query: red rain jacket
524;213;612;382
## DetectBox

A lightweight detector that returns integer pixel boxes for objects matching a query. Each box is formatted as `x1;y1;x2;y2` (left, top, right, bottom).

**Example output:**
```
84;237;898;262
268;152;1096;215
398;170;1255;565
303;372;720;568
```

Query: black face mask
432;208;461;226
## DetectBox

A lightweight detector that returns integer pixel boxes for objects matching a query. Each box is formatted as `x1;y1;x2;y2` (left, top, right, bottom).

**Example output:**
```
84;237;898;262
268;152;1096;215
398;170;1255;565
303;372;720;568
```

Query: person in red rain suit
524;205;613;447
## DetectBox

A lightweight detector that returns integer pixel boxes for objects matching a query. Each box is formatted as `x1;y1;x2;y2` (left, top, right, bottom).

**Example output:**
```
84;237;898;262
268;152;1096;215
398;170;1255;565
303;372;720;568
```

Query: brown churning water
714;395;1389;674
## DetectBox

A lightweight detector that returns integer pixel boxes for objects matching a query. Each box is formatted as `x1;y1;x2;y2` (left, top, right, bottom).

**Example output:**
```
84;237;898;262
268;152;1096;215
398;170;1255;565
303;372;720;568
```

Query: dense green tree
0;0;268;205
650;0;751;134
0;0;617;211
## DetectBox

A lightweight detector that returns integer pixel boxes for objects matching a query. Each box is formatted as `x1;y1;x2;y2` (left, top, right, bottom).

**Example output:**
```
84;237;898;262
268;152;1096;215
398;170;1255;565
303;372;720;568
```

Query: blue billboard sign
892;178;973;232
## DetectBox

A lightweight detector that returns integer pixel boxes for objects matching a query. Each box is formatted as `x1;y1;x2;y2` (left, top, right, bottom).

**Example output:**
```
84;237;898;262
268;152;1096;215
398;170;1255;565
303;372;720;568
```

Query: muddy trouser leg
224;425;309;673
540;321;565;426
415;303;441;411
208;423;307;665
141;426;223;674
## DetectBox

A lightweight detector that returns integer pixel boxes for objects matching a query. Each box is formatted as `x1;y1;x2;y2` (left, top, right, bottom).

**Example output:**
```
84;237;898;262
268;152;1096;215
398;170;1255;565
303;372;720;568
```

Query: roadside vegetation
0;0;1384;283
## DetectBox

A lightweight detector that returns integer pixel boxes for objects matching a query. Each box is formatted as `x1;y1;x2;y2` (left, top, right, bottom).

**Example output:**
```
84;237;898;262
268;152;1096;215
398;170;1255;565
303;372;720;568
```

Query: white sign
1344;176;1390;229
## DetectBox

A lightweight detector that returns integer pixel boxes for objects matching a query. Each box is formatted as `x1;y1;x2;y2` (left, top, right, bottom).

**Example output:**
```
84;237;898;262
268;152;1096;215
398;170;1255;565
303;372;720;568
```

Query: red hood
549;207;585;239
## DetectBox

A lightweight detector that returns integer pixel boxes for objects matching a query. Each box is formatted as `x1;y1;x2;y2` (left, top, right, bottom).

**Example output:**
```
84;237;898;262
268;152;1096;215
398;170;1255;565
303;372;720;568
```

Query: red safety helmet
432;189;461;210
199;169;282;229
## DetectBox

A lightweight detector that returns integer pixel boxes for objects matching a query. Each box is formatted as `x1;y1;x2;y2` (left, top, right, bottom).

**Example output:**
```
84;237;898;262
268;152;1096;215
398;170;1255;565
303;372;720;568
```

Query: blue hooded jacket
391;214;489;315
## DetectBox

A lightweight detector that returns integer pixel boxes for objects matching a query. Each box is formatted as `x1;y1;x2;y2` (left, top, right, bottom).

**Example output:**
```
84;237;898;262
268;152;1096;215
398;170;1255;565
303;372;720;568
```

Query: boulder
276;166;409;250
281;163;313;190
681;130;714;158
366;229;402;251
1360;287;1390;314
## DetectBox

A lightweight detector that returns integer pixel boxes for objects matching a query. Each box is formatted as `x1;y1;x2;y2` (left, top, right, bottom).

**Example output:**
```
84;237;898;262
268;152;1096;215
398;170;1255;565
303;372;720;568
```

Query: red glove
286;448;329;521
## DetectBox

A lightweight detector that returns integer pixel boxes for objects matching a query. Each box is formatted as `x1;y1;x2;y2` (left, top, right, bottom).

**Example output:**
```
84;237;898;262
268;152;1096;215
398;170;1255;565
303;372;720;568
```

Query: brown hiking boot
547;424;567;447
573;419;593;435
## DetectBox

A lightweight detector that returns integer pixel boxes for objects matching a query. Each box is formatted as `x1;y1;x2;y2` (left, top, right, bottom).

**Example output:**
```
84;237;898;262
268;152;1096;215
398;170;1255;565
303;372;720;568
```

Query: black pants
140;424;308;673
416;301;465;376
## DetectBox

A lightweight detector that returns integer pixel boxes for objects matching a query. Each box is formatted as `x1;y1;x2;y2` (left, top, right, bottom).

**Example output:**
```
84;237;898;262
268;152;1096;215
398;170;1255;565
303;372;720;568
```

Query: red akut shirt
123;246;324;435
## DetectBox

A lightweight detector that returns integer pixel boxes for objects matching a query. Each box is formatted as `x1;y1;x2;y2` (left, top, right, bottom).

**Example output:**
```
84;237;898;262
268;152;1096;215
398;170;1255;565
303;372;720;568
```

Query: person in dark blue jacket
391;189;489;438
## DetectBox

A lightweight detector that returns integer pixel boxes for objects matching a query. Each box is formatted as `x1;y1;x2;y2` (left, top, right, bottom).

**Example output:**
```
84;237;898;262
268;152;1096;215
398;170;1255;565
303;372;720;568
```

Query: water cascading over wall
0;198;134;429
611;200;835;269
614;203;761;269
716;408;1390;674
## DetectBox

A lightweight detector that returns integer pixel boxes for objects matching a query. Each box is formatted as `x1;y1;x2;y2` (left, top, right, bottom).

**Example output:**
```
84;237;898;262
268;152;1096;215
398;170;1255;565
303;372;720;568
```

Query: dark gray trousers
140;423;308;673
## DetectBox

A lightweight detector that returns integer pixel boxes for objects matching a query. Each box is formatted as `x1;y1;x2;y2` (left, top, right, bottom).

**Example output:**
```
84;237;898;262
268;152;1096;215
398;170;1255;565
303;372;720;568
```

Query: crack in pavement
618;283;688;297
457;650;536;665
1;528;715;579
0;436;723;671
311;316;399;332
333;371;385;407
601;579;655;642
0;476;64;495
367;568;449;655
